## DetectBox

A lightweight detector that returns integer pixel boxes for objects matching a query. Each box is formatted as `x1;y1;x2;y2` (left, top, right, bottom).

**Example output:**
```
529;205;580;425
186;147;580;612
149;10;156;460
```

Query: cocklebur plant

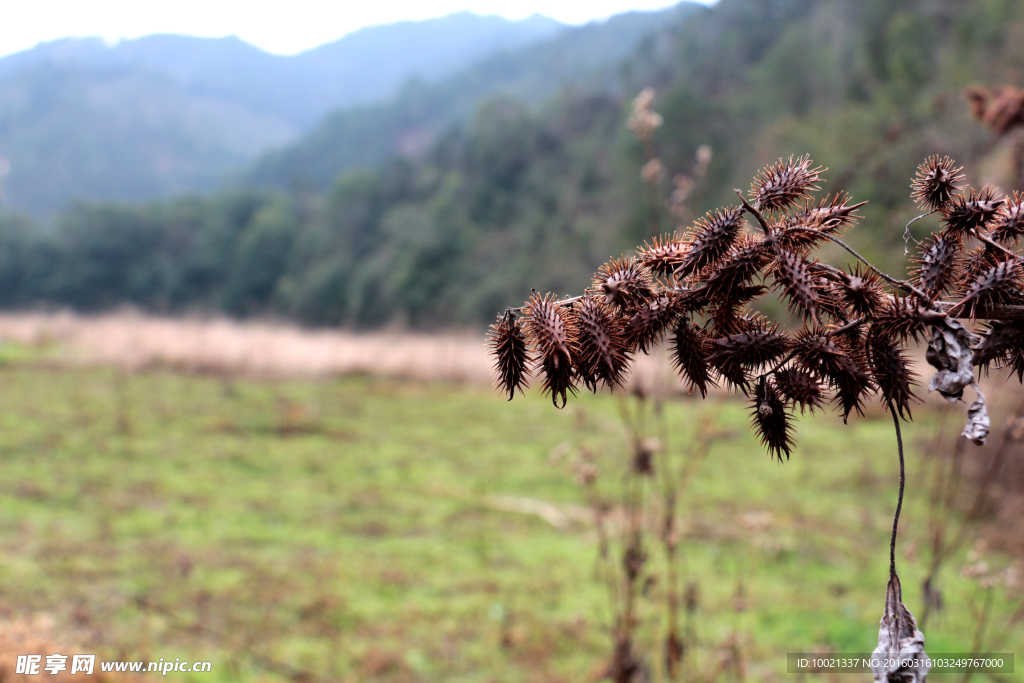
487;92;1024;681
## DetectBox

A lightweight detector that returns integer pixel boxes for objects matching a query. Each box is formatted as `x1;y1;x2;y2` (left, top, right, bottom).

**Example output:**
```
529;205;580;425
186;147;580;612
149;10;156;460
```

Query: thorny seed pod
708;353;750;394
525;292;578;408
707;286;768;336
872;297;943;343
911;236;961;301
992;192;1024;245
972;320;1024;378
775;194;866;252
487;311;533;400
638;234;688;275
669;320;715;398
771;249;822;322
595;257;655;311
867;327;918;420
708;324;792;370
796;193;864;231
792;328;870;414
750;155;823;213
749;377;794;461
828;340;875;422
624;293;681;353
489;152;1024;469
1006;347;1024;384
940;186;1004;239
702;236;771;298
836;264;886;318
959;243;1006;287
571;295;630;391
675;207;744;278
951;258;1024;320
911;155;965;211
772;367;822;414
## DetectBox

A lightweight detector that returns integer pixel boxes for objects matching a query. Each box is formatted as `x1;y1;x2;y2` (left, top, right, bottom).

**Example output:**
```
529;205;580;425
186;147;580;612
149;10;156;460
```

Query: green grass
0;350;1018;682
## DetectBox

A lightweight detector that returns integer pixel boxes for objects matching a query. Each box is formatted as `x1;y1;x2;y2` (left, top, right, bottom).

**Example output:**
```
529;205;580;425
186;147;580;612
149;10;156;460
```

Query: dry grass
0;311;675;390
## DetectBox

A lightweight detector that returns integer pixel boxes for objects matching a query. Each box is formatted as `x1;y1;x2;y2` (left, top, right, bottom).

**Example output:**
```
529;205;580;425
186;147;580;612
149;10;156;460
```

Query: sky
0;0;696;58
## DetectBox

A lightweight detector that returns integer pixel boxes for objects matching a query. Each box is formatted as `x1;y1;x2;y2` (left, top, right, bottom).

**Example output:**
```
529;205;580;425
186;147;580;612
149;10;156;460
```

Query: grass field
0;342;1019;682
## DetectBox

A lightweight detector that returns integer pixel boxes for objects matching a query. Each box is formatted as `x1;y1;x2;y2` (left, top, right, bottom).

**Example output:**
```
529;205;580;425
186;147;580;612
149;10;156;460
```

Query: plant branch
829;317;866;337
903;210;936;254
734;190;772;233
973;229;1020;260
507;294;584;314
783;227;931;300
888;402;906;580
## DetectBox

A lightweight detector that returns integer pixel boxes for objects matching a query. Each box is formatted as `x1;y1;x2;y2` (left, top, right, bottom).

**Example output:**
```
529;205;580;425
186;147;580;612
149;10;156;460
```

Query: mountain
2;0;1018;330
245;4;702;189
0;13;564;215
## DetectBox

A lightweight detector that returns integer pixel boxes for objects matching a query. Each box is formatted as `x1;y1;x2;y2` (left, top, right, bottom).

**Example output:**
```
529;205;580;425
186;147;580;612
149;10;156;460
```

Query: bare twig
734;189;773;233
782;226;932;301
973;229;1021;260
903;210;936;254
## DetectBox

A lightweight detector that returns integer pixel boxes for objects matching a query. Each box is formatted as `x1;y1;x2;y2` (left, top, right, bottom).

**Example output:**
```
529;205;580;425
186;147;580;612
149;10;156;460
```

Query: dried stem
783;226;932;301
973;228;1020;260
903;210;936;254
888;402;905;580
733;189;772;233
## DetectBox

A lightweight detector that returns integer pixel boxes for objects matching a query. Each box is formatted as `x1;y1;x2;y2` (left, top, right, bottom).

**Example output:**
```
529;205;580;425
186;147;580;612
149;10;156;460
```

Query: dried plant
490;152;1024;441
490;91;1024;682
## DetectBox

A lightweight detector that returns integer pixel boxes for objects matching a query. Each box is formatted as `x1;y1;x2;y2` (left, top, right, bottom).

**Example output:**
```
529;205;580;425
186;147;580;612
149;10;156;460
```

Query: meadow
0;335;1019;682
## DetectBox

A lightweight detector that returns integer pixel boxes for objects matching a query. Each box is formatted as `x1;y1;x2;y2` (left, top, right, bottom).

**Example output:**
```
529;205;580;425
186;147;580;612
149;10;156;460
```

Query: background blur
0;0;1021;681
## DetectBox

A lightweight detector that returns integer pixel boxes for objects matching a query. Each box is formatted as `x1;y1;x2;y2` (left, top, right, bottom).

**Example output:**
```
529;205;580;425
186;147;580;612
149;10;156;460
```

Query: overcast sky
1;0;699;58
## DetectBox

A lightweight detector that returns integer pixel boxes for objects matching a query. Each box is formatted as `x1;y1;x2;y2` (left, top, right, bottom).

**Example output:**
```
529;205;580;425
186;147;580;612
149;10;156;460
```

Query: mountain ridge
0;12;566;214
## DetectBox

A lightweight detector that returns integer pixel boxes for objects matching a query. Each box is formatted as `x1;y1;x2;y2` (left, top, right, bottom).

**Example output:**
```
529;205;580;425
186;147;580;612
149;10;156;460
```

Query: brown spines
624;293;681;353
707;349;751;394
524;292;578;408
749;378;794;461
911;236;961;301
872;296;943;343
772;367;822;413
637;235;688;275
950;258;1024;320
706;285;767;337
836;264;885;318
675;208;744;278
940;186;1004;239
973;321;1024;382
771;250;821;322
595;257;655;311
775;194;865;252
792;329;844;378
866;327;918;420
828;339;874;422
571;296;630;391
750;155;823;213
959;243;1005;286
669;320;715;398
702;236;771;298
792;328;873;421
487;312;533;400
708;324;792;370
992;192;1024;245
911;155;965;211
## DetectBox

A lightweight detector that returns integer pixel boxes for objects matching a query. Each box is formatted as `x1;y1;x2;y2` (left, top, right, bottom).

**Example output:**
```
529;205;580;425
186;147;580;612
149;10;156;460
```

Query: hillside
0;13;563;214
245;4;701;188
0;0;1022;329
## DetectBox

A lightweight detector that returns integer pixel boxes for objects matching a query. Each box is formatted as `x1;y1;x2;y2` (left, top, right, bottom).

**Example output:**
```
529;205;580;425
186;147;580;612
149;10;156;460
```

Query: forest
0;0;1020;329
